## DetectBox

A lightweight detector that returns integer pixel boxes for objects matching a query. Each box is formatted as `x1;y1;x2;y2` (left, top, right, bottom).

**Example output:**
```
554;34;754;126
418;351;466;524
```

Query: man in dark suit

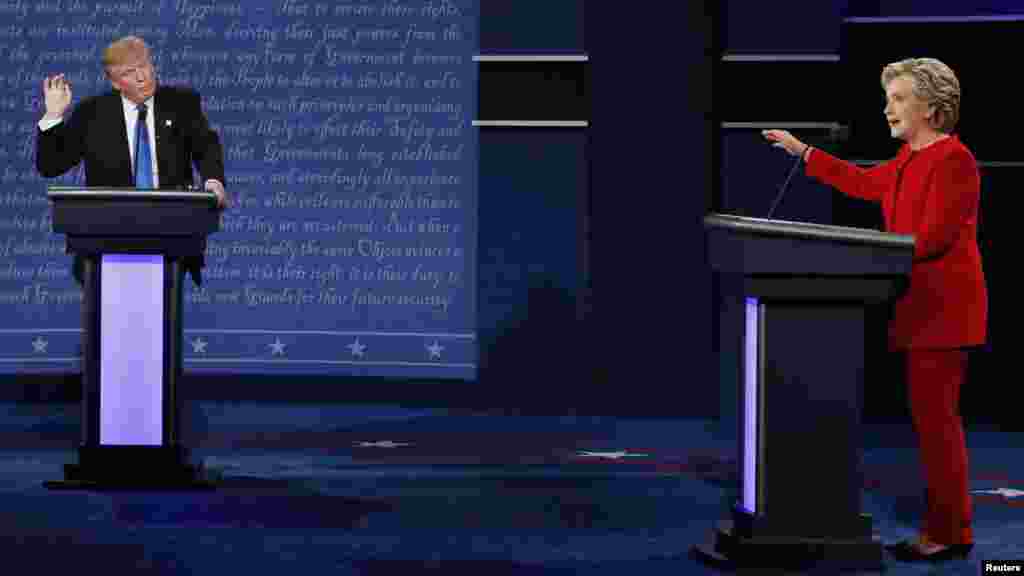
36;35;228;284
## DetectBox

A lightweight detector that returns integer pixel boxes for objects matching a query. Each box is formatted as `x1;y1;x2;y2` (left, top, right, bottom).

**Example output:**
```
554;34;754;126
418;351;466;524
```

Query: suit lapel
106;92;133;186
154;88;175;189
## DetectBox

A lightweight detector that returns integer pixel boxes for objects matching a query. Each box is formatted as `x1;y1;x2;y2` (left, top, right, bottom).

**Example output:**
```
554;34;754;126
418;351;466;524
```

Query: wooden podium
694;213;914;572
43;186;220;490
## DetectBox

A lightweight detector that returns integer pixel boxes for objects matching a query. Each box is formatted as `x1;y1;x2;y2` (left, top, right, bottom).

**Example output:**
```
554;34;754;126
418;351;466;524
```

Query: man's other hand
205;179;229;209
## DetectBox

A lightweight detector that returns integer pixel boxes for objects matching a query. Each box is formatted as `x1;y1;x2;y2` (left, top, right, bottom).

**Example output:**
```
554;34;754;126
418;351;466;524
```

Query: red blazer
806;135;987;350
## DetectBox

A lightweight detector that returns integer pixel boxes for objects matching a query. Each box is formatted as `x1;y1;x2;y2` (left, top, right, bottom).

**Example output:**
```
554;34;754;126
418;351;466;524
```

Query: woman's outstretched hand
762;129;809;158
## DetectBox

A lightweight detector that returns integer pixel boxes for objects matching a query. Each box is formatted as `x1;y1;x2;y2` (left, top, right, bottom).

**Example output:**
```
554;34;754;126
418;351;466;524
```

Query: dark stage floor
0;403;1019;574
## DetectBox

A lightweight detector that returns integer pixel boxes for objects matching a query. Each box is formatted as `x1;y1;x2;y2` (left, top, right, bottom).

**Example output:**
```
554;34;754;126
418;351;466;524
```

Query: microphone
765;124;848;219
828;123;850;143
766;149;803;219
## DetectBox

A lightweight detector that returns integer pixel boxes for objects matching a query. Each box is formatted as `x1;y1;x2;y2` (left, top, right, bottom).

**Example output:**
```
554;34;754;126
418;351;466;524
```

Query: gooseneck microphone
765;124;847;219
766;147;806;219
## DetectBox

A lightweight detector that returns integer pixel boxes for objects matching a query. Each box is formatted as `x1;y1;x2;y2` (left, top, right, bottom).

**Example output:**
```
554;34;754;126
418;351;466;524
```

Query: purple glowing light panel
100;254;164;446
743;297;760;514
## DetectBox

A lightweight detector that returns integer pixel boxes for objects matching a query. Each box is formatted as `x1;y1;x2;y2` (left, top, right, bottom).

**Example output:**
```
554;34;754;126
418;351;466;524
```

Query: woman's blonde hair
881;58;960;133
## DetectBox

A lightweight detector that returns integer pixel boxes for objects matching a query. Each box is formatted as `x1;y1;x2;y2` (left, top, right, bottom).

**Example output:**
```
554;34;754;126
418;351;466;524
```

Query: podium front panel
100;254;164;446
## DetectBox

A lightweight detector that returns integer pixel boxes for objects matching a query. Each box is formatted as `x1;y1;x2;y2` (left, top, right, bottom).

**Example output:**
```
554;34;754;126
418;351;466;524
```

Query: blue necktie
134;104;154;188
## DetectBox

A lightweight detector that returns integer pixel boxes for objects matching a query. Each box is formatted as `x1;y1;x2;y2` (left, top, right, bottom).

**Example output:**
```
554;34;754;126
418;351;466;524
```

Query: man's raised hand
42;74;72;119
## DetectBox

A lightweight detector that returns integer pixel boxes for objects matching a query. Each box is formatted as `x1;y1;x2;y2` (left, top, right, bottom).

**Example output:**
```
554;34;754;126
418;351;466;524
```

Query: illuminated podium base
45;445;215;491
689;296;886;572
43;253;215;491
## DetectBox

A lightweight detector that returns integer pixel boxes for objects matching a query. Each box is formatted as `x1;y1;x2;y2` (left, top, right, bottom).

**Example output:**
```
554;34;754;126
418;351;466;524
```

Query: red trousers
905;349;972;545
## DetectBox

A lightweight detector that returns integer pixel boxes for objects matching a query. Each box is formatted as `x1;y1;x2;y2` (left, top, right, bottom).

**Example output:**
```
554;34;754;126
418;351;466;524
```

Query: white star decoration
354;440;412;448
426;340;444;359
191;337;208;354
972;488;1024;499
347;338;367;358
268;338;286;356
576;450;650;460
31;337;48;353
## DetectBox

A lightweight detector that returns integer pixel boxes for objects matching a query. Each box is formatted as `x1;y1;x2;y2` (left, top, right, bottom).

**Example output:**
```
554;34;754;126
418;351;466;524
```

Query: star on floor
191;337;208;354
576;450;650;460
31;337;48;353
347;338;366;358
354;440;412;448
268;337;286;356
972;488;1024;499
426;340;444;360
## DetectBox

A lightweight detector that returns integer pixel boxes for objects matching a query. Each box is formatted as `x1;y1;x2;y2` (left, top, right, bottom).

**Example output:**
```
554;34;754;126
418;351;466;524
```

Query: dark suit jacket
36;85;225;284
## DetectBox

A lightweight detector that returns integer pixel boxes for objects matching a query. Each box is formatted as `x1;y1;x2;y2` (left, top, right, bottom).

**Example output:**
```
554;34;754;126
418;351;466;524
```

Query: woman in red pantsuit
763;57;985;563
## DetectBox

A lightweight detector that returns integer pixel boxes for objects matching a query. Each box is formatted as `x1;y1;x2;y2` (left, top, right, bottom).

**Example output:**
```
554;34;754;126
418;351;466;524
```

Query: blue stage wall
1;0;479;379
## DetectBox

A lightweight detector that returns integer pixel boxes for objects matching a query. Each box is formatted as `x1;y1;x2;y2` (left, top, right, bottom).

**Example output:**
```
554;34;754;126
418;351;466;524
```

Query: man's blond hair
102;36;150;73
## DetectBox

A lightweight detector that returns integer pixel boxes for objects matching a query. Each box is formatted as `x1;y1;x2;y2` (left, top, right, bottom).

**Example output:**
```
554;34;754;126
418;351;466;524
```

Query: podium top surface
705;213;914;249
47;186;216;203
47;185;220;241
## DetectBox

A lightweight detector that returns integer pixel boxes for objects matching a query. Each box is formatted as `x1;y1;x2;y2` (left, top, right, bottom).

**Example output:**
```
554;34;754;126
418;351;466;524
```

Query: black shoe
887;542;973;563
